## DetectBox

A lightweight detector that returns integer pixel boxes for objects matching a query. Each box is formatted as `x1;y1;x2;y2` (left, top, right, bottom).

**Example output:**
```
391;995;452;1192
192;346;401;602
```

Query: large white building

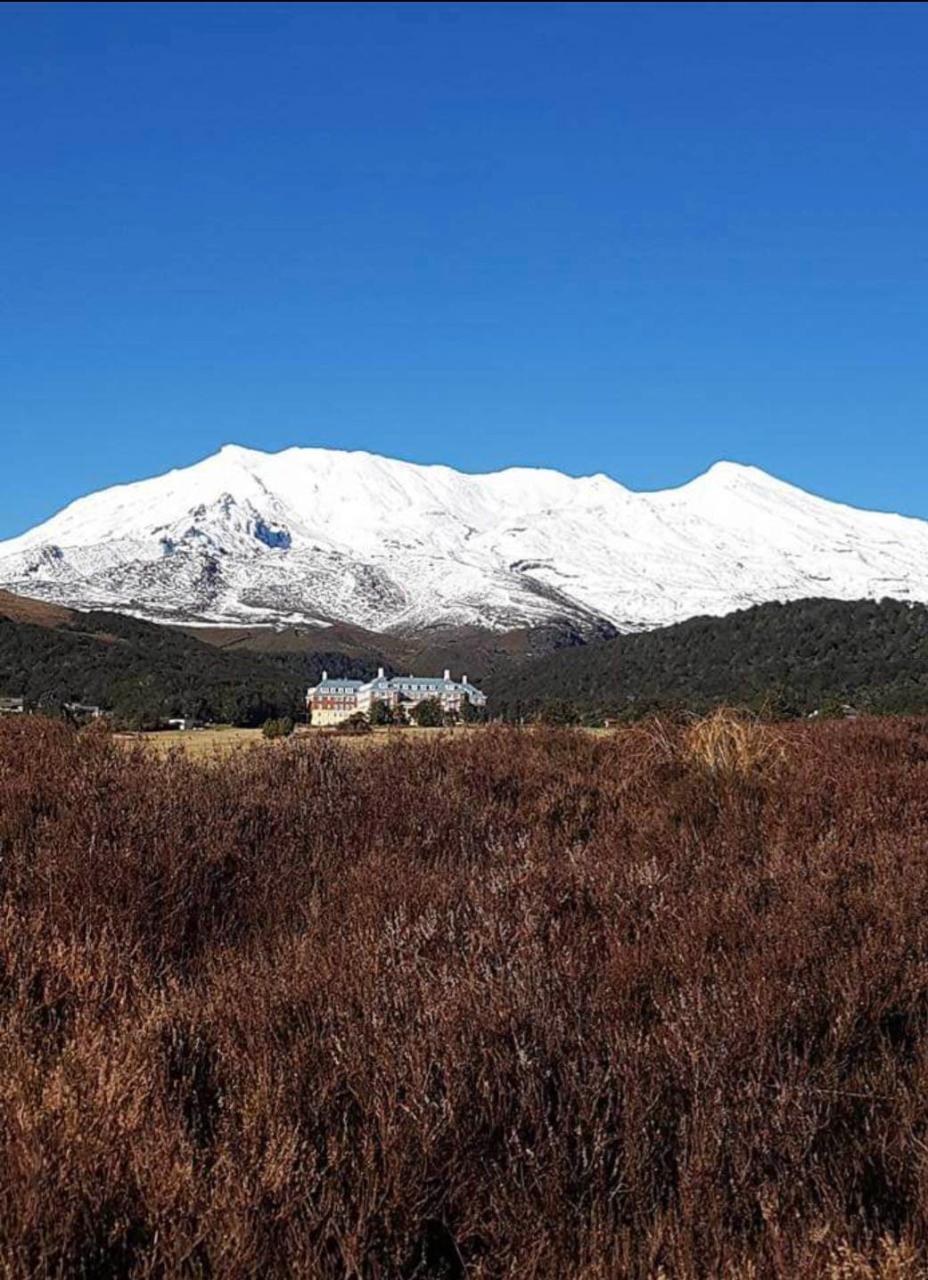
308;668;487;727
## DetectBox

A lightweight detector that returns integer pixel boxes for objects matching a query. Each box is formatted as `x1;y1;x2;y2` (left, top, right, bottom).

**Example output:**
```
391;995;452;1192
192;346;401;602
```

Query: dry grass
0;588;73;628
122;723;485;757
117;725;265;755
683;706;787;779
4;713;928;1277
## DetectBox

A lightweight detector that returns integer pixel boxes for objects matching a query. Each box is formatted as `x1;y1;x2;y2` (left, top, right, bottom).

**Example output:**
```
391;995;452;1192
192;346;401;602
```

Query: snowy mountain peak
676;459;794;494
1;445;927;633
216;442;257;458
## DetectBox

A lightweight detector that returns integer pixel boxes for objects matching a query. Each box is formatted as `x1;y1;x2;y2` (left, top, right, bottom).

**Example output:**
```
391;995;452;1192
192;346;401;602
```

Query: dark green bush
261;716;294;739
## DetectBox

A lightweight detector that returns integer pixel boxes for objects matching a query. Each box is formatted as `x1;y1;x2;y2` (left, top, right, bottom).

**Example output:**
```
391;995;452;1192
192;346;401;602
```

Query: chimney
462;674;468;685
321;670;328;681
443;669;451;682
377;667;384;679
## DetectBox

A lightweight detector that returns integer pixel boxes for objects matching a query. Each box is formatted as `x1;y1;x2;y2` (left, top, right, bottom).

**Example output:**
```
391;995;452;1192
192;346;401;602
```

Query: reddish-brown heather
3;714;928;1278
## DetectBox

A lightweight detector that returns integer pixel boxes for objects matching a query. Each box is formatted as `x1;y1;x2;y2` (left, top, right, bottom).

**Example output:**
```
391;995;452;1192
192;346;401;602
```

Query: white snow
2;444;927;633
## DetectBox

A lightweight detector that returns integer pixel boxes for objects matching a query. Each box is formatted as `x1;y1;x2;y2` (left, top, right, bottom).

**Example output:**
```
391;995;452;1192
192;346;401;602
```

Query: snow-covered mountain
2;444;927;633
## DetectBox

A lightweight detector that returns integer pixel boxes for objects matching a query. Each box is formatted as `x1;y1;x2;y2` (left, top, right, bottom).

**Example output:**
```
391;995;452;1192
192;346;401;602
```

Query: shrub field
3;714;928;1277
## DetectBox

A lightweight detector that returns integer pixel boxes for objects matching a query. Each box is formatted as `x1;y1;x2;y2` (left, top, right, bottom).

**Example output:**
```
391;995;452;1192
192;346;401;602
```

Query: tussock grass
3;715;928;1277
684;707;786;779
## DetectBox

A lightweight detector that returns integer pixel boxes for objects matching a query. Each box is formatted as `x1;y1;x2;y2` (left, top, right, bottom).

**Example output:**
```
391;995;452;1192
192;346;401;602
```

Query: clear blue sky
2;2;927;538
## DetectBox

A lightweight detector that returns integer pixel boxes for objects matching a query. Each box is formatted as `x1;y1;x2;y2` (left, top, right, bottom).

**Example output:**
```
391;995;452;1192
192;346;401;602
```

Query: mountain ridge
3;445;928;632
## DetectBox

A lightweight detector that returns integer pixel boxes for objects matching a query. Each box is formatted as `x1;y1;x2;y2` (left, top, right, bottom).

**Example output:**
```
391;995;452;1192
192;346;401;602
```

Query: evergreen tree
369;699;394;726
411;698;443;727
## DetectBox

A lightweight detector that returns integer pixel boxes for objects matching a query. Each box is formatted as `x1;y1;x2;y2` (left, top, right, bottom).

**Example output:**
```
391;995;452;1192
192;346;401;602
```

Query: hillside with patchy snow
1;445;927;632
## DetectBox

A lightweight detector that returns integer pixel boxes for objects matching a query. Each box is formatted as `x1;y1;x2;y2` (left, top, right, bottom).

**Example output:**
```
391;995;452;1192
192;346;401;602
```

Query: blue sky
2;2;927;538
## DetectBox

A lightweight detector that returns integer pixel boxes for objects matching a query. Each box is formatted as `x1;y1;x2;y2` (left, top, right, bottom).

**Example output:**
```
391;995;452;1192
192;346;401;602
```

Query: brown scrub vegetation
3;713;928;1277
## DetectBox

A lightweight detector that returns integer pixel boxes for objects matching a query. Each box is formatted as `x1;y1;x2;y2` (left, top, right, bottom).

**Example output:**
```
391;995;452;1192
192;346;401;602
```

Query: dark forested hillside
0;608;385;727
484;598;928;719
6;594;928;726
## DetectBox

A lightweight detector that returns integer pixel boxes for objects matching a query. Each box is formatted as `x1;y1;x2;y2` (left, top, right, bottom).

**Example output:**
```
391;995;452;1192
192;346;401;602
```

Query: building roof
308;670;486;700
391;677;446;688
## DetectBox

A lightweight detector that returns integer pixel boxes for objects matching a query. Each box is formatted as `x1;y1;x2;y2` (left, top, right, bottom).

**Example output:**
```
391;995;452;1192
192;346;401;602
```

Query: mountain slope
3;446;928;631
483;598;928;718
179;616;605;679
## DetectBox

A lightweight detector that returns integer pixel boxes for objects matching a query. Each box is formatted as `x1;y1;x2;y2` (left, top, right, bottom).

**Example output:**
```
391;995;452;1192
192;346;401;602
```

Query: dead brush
3;714;928;1277
824;1236;925;1280
683;706;787;779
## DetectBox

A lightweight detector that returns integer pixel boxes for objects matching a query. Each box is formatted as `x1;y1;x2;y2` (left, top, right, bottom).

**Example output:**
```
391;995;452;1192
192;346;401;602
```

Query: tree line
0;610;378;729
484;597;928;722
6;596;928;730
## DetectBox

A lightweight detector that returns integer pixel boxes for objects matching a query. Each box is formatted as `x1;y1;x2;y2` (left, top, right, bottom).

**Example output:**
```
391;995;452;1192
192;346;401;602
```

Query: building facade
307;668;487;726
